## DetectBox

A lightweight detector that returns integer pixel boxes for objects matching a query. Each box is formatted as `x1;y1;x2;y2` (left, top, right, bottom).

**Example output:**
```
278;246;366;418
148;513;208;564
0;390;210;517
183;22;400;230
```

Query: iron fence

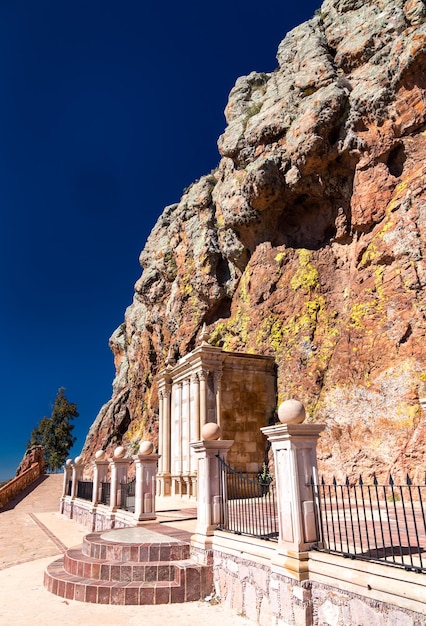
120;477;136;512
100;481;110;505
310;475;426;573
76;480;93;501
217;455;278;541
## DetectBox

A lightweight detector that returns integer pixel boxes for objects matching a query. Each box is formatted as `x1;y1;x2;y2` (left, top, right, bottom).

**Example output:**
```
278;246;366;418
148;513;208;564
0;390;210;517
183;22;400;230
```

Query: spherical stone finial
202;422;221;441
65;459;73;467
113;446;126;458
95;449;106;460
278;399;306;424
74;455;83;465
139;440;154;455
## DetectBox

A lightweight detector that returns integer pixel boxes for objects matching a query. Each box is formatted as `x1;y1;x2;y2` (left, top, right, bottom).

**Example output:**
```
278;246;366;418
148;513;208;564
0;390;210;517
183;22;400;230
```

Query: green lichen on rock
290;249;319;293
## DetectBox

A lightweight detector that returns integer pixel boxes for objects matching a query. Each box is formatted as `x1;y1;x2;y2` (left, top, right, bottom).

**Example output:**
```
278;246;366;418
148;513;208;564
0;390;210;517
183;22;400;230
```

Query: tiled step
44;557;212;605
44;527;213;605
82;532;190;562
65;548;182;582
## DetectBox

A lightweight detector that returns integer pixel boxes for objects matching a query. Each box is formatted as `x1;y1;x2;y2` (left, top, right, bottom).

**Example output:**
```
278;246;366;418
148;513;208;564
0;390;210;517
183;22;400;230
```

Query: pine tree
28;388;79;472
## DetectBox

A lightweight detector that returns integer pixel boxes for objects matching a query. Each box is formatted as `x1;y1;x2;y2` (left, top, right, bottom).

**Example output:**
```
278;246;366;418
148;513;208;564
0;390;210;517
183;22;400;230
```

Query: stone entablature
157;334;276;498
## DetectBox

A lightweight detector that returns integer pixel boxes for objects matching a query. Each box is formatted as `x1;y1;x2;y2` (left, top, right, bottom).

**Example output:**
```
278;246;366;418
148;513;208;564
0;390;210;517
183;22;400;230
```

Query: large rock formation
82;0;426;483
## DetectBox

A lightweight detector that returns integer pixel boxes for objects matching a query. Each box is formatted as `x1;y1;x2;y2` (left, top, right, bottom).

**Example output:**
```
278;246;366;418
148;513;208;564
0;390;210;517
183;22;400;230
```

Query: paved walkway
0;475;255;626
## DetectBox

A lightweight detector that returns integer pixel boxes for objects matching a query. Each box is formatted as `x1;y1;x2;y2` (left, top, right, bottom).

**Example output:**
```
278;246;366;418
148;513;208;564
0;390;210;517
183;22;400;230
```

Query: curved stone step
82;530;190;562
65;548;180;582
44;556;212;605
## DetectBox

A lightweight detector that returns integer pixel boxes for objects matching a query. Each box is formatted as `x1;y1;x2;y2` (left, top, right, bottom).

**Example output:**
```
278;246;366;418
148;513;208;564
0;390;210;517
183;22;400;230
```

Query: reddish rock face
82;0;426;484
16;445;45;476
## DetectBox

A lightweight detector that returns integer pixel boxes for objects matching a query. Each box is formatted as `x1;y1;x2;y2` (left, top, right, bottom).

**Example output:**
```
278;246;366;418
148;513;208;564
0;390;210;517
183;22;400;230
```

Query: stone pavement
0;474;255;626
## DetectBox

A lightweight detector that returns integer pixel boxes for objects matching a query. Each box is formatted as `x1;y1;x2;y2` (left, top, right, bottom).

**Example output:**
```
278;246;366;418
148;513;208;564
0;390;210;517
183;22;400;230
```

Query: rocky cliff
82;0;426;483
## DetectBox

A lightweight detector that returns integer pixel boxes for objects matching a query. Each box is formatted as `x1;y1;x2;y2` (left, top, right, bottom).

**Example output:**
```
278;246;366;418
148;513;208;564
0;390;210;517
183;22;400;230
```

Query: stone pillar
158;390;164;475
183;377;190;474
189;373;200;491
70;456;84;499
92;451;108;506
190;423;233;552
109;448;130;511
134;442;160;522
163;382;172;474
213;370;223;427
192;373;200;442
261;400;325;581
199;369;208;430
61;459;73;498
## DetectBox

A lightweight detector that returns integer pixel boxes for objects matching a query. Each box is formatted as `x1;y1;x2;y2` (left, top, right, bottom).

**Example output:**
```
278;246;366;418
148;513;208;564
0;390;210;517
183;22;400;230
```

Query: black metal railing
217;455;278;541
76;480;93;501
120;477;136;512
310;474;426;573
100;481;110;505
67;479;72;496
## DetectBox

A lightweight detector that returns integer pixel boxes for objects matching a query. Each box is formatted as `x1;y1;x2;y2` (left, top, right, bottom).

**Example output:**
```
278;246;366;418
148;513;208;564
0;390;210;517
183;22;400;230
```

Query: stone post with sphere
190;422;234;553
92;450;109;506
70;455;84;499
133;440;160;522
109;446;131;510
61;458;73;498
261;399;325;581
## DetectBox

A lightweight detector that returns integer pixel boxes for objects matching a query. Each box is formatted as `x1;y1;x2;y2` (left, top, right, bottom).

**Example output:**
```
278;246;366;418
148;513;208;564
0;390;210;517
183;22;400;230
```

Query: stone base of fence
60;496;134;532
309;550;426;619
211;531;426;625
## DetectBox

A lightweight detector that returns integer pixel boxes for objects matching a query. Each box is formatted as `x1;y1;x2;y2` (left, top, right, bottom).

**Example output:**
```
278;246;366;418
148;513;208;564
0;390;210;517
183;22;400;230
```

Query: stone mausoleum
156;328;276;497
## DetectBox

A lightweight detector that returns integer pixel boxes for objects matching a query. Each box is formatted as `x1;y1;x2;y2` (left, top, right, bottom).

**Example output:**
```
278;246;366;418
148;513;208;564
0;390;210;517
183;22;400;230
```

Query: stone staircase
44;525;212;605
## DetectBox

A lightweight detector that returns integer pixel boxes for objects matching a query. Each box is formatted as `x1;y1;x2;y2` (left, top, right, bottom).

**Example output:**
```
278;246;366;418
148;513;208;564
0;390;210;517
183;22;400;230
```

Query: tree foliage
28;388;79;472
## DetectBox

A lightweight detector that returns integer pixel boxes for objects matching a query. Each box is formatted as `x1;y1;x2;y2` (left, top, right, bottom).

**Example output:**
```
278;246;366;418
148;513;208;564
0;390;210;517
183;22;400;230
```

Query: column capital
198;368;209;382
213;369;223;382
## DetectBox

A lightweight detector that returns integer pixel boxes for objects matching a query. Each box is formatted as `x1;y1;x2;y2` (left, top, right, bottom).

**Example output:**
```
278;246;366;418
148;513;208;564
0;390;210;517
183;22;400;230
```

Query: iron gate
217;455;278;541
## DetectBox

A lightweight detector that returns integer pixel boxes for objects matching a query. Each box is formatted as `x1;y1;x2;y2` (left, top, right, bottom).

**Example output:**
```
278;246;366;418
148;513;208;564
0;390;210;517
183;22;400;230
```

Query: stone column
92;452;108;506
158;389;164;475
61;459;73;498
261;400;325;581
158;381;172;496
199;369;208;429
213;370;223;427
191;373;200;441
190;423;233;552
134;442;160;522
183;378;190;473
109;448;130;511
163;381;172;475
189;373;200;492
70;456;84;499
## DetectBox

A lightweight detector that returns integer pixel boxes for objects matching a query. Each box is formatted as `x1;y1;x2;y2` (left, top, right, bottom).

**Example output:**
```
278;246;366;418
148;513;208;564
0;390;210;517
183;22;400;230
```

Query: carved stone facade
156;334;276;497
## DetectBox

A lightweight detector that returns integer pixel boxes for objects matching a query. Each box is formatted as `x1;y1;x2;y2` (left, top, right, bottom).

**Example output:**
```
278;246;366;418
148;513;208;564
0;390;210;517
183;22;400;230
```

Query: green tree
28;388;79;472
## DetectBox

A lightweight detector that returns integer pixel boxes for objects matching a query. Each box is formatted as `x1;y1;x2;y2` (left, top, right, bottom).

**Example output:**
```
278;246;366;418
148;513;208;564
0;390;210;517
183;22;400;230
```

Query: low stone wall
60;496;134;532
311;583;424;626
211;532;426;626
0;463;43;509
213;549;312;626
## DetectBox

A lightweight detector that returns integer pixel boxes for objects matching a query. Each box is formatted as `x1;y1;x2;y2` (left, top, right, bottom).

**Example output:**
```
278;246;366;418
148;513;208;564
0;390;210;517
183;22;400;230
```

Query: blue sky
0;0;321;481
